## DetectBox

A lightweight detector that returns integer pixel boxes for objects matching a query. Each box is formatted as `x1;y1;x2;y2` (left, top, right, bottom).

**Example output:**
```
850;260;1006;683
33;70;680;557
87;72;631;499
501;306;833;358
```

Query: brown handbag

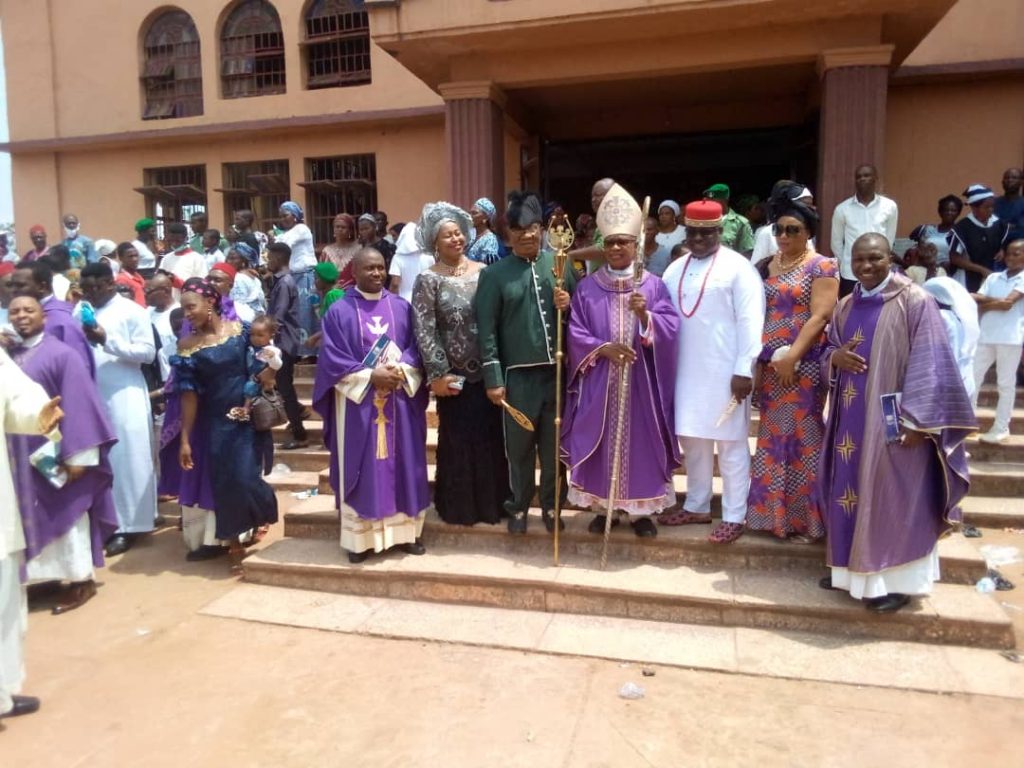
250;388;288;432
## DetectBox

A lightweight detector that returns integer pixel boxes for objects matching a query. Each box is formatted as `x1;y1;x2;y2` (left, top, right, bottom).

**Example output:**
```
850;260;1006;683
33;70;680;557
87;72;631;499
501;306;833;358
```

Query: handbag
250;388;288;432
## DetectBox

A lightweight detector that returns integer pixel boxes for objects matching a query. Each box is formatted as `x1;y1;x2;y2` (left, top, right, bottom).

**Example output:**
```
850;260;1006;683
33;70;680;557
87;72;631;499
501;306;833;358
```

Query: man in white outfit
660;200;765;543
78;262;158;556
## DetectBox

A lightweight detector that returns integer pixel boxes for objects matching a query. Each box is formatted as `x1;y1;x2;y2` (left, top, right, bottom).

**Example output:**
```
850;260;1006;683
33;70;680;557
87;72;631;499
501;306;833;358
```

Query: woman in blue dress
172;278;277;565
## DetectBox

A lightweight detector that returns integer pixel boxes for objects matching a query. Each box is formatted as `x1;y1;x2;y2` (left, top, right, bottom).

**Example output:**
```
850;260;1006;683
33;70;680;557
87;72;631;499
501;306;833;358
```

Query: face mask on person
64;226;79;239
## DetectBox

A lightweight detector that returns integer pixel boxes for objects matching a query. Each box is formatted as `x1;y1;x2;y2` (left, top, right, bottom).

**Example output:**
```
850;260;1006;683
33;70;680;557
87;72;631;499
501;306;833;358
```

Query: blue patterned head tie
231;242;259;266
280;201;304;222
473;198;496;221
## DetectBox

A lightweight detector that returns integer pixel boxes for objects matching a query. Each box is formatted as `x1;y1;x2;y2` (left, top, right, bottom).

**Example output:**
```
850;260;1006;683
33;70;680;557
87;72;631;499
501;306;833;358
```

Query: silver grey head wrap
416;201;473;252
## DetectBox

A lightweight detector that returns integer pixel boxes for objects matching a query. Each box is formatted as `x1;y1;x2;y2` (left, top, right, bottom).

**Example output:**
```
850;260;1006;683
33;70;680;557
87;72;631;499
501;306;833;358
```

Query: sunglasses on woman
773;224;805;237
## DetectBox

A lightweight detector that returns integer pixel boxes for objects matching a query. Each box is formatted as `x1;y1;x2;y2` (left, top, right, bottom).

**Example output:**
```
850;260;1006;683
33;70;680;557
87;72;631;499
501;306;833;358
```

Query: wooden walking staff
600;197;651;569
548;212;575;565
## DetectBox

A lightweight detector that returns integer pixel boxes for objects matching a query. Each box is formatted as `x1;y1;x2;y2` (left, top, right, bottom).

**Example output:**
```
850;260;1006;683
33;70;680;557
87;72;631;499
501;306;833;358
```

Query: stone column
439;81;506;210
816;46;894;253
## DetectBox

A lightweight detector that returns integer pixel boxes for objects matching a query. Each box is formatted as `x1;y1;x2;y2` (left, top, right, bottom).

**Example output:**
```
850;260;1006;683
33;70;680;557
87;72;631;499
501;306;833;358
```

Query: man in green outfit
704;183;755;258
475;191;576;534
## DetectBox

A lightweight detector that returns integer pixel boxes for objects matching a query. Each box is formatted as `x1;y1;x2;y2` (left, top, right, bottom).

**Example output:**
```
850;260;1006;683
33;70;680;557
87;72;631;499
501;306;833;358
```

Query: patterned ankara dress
747;254;838;539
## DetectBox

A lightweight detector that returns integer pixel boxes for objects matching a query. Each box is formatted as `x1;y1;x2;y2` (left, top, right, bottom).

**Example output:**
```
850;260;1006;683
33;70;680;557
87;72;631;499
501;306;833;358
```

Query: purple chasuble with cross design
312;291;429;521
817;273;976;574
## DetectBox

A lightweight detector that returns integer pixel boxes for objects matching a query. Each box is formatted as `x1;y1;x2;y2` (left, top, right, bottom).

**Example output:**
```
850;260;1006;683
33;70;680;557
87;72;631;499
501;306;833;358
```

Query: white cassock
662;246;764;523
88;295;158;533
0;348;50;715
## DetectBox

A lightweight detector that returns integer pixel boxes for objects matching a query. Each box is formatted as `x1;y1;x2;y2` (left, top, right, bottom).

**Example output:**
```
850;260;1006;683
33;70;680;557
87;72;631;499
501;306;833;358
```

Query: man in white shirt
972;238;1024;443
145;272;180;382
830;164;898;297
157;222;207;286
78;262;158;556
660;200;765;544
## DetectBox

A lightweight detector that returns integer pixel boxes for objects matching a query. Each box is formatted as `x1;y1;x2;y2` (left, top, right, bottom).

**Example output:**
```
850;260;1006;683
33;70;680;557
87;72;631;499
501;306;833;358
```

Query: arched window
141;10;203;120
303;0;371;90
221;0;286;99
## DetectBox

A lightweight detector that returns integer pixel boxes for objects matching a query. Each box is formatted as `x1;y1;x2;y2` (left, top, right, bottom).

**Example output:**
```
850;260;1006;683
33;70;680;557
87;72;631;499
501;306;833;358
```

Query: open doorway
541;123;817;220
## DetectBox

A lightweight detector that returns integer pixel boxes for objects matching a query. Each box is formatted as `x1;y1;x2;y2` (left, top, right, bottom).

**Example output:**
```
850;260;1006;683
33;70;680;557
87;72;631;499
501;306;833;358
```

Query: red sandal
708;522;744;544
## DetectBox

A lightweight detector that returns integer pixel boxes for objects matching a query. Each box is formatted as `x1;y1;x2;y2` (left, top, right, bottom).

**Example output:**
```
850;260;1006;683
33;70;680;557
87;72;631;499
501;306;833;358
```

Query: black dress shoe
185;545;229;562
347;550;369;564
818;575;840;591
280;439;309;450
507;511;528;535
52;580;97;615
588;515;621;535
631;518;657;538
865;593;911;613
1;695;40;718
104;534;131;557
542;509;565;533
399;540;426;556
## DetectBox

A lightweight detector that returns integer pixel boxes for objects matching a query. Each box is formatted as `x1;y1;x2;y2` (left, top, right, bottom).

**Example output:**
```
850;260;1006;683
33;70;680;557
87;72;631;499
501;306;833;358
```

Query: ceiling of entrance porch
367;0;957;89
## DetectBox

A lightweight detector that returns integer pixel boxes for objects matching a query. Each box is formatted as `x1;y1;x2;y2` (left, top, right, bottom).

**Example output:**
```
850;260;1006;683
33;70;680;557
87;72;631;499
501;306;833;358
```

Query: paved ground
3;499;1022;766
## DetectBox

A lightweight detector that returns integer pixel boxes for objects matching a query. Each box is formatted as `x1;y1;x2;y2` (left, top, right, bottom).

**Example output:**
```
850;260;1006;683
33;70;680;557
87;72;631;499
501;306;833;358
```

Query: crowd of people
1;165;1022;720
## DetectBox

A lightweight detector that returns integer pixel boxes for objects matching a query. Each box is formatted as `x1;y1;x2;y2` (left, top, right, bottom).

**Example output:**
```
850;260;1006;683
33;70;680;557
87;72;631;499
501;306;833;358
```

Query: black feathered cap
506;190;544;228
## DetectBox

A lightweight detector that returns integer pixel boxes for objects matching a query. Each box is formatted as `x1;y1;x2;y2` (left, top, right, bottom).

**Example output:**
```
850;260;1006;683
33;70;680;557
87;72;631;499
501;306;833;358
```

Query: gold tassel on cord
373;392;390;460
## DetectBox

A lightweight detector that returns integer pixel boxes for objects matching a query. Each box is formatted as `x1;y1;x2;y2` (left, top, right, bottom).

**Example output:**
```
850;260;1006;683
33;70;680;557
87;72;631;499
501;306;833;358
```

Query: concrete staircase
251;365;1022;653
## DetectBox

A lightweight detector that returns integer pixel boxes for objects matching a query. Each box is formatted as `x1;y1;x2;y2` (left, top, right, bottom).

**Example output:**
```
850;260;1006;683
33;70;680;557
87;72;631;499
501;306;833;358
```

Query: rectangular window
134;165;208;241
300;154;377;245
218;160;291;235
303;8;372;90
222;30;286;99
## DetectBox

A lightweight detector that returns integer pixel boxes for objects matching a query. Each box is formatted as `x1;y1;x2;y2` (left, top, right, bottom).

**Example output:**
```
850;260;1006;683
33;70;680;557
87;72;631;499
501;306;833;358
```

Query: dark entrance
541;124;817;219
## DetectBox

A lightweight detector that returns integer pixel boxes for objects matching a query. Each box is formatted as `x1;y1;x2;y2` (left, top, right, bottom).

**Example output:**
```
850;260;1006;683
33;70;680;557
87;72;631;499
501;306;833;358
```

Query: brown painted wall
13;120;446;241
886;76;1024;236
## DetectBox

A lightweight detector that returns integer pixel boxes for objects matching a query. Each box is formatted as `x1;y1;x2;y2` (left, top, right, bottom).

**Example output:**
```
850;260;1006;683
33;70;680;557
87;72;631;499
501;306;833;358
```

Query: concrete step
974;406;1024;435
283;500;988;586
270;447;330;473
969;461;1024;496
966;433;1024;462
242;536;1015;649
266;469;323;493
312;463;1024;522
975;384;1024;409
272;420;325;444
295;377;314;400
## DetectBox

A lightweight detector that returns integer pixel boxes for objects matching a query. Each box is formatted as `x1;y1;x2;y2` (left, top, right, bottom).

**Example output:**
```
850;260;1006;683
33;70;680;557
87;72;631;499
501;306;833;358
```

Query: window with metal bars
141;11;203;120
218;160;291;234
303;0;372;90
221;0;287;99
134;166;208;241
300;154;377;245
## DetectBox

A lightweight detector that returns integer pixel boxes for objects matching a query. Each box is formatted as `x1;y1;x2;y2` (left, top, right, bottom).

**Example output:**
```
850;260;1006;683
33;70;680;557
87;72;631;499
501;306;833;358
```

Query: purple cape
9;334;118;566
561;269;681;506
158;377;184;498
43;298;96;379
313;292;429;520
818;273;976;573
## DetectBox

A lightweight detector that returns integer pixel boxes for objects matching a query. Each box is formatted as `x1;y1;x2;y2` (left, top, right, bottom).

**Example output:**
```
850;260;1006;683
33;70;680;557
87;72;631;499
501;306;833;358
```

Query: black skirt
434;379;510;525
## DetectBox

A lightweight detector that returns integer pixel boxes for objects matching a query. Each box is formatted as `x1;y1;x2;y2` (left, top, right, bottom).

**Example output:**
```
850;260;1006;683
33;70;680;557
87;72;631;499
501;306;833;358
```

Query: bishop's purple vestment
818;273;975;578
561;269;681;514
8;334;118;566
313;291;430;522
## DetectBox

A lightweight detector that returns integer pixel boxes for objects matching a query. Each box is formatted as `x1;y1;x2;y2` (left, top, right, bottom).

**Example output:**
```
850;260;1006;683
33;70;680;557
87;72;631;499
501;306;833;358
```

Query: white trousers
0;553;26;715
679;436;750;524
973;342;1023;433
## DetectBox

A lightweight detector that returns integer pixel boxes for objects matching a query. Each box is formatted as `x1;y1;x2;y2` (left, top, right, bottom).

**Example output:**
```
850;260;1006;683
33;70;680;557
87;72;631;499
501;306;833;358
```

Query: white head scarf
923;276;980;397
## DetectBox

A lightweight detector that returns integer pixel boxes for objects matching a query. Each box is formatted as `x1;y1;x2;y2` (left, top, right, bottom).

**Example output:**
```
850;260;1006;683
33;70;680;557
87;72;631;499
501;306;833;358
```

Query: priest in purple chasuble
313;248;430;564
5;296;118;614
818;234;976;613
561;184;681;538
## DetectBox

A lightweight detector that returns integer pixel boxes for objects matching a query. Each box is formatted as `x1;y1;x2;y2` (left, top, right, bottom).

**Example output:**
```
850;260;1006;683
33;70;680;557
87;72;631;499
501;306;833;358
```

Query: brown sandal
658;510;713;526
708;522;744;544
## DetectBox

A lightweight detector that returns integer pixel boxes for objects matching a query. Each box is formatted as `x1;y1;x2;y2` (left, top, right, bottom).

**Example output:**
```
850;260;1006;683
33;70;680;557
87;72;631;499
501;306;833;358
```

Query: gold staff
548;212;575;566
600;197;650;569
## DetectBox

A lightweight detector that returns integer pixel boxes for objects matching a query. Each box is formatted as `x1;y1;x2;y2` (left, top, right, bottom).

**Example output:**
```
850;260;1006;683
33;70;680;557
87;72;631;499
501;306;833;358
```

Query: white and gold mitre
596;183;642;240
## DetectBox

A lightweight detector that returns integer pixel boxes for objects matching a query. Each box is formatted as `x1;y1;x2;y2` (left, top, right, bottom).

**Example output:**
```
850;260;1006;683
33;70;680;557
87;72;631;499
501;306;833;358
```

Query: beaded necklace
675;250;719;318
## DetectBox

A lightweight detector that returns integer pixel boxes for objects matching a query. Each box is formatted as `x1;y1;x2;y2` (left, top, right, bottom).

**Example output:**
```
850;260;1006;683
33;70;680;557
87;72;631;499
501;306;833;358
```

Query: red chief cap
0;262;15;277
683;200;724;228
211;262;237;279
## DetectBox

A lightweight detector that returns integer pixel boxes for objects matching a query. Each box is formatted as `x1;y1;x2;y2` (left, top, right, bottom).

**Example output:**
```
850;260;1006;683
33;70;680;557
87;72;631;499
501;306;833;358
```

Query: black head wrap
767;182;819;238
506;191;544;229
